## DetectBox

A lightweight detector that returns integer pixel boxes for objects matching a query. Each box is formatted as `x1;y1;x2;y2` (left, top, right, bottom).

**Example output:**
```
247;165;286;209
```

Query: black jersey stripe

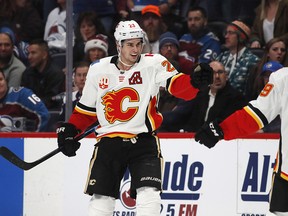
247;103;269;126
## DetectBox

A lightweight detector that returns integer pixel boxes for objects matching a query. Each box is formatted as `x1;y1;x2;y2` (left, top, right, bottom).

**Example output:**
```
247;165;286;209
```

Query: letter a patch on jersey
129;71;142;85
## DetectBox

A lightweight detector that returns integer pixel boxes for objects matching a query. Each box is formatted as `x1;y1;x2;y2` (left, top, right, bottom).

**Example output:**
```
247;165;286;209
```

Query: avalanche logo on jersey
129;71;142;85
101;88;139;123
99;76;109;89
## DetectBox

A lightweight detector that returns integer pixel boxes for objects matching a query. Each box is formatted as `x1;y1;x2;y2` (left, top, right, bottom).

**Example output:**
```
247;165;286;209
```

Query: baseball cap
229;20;251;40
0;26;16;44
84;34;109;56
262;61;283;74
159;31;179;49
141;5;161;17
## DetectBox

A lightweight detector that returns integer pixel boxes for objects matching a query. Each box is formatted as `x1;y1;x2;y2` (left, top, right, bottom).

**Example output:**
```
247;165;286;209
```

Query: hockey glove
190;63;213;90
57;122;81;157
194;120;224;148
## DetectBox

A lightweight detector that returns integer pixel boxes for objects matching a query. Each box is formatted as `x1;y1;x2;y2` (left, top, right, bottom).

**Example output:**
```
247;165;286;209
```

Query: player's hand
56;122;81;157
194;120;224;148
190;63;213;90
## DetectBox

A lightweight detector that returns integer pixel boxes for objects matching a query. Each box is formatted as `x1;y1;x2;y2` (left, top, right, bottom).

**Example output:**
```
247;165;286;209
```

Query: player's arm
220;104;263;140
68;102;98;131
194;104;262;148
167;63;213;100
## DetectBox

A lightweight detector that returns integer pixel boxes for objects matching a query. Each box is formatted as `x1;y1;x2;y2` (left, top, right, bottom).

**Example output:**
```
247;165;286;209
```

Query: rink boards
0;134;279;216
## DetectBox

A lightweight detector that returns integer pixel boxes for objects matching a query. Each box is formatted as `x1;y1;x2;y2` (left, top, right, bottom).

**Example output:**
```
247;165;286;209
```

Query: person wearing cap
0;27;26;88
259;61;283;133
84;34;109;63
262;61;283;84
217;20;260;96
158;31;196;113
140;4;167;53
128;1;172;23
55;19;215;216
179;6;221;65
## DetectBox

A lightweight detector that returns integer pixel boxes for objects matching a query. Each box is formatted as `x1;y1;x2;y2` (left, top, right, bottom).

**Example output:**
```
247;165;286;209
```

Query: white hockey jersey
71;53;197;138
220;67;288;180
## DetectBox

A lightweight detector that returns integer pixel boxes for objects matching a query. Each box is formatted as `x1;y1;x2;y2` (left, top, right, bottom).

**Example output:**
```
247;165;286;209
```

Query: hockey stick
0;123;98;171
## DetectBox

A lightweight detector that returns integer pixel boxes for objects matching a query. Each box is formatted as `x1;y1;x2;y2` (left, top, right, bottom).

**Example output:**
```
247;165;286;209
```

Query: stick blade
0;146;32;170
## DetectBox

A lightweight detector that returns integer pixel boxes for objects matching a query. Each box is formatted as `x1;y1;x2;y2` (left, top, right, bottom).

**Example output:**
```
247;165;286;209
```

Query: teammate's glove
194;120;224;148
56;122;81;157
190;63;213;90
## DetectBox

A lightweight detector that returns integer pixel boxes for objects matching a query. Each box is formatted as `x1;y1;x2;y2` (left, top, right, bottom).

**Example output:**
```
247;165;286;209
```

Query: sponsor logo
240;152;274;202
118;155;203;215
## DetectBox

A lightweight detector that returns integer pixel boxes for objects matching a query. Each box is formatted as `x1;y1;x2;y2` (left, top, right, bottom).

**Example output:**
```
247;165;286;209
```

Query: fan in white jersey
195;67;288;216
56;20;214;216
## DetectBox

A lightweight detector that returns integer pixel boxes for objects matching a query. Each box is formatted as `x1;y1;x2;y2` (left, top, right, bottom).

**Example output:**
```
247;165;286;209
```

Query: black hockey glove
190;63;213;90
57;122;81;157
194;120;224;149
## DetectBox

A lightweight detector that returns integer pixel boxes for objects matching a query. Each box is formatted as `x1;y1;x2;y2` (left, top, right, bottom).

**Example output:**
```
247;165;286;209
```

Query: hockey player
56;20;213;216
195;67;288;216
0;69;49;132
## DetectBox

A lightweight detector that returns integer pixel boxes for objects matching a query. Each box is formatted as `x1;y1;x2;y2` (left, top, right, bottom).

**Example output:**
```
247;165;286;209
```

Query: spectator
73;0;128;35
250;0;288;48
259;61;283;133
129;0;173;23
84;34;109;63
44;0;67;54
140;5;167;53
73;11;108;62
0;27;26;88
158;31;195;113
160;60;246;132
21;39;65;110
179;6;221;65
246;37;287;100
0;68;49;132
58;61;89;122
0;0;44;43
194;66;288;216
217;20;260;96
159;31;195;74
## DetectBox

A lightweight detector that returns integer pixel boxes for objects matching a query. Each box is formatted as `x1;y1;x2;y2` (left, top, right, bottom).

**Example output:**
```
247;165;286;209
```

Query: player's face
268;41;286;62
0;34;13;60
74;66;88;92
187;10;207;35
209;61;228;91
160;43;178;60
120;38;143;65
0;72;8;99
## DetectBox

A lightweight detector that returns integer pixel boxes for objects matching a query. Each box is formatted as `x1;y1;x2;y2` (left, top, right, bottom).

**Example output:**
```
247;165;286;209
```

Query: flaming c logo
101;88;139;123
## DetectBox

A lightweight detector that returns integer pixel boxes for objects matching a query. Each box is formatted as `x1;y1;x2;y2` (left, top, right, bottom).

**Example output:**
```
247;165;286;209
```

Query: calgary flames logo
101;88;139;123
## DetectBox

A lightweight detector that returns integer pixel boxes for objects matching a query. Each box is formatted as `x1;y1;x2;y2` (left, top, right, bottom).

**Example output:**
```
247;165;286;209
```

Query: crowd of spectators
0;0;287;132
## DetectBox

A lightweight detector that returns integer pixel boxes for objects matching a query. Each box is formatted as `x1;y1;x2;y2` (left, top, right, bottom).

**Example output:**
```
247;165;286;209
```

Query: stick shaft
0;122;98;170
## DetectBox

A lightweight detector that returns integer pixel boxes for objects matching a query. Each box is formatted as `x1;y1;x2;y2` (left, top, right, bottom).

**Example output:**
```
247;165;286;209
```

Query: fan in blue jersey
0;69;50;132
